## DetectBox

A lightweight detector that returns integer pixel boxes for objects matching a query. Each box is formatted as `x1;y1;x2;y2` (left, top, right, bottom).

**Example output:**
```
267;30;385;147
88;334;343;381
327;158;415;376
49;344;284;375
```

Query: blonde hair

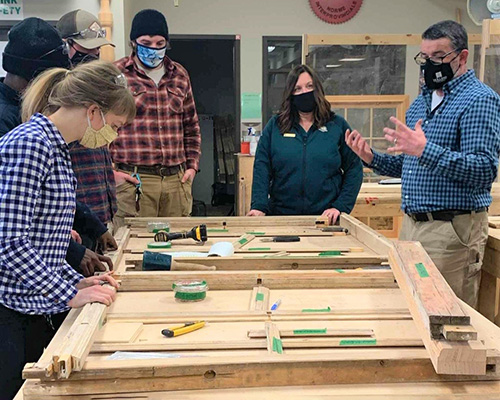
21;60;136;123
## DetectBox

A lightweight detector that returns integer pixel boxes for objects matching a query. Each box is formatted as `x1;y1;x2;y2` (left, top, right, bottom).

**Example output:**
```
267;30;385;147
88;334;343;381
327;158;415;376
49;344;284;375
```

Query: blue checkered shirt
369;70;500;213
0;113;83;315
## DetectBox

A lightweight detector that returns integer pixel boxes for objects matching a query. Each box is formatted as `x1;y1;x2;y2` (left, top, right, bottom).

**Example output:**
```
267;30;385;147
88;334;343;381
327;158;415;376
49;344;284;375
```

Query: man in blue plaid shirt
346;20;500;308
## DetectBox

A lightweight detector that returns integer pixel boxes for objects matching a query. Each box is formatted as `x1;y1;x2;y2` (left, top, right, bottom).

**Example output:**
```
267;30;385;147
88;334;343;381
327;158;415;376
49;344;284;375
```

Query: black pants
0;304;68;400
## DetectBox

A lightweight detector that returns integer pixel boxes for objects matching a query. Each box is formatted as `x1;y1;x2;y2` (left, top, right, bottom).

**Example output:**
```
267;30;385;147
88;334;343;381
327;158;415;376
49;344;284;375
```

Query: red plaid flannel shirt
110;55;201;170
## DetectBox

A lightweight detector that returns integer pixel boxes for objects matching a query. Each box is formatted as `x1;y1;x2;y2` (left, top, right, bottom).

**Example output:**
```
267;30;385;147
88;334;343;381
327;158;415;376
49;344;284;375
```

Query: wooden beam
49;301;109;378
248;328;374;338
116;270;397;291
265;322;283;354
389;242;487;375
249;286;270;311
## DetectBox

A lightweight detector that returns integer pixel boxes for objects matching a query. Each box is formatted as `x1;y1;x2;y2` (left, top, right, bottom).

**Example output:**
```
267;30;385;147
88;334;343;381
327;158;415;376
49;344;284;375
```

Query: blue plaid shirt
370;70;500;213
0;113;83;315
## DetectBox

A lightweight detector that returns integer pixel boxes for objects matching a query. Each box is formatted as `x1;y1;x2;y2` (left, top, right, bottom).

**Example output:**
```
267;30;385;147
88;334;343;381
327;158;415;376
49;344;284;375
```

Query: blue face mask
136;43;166;68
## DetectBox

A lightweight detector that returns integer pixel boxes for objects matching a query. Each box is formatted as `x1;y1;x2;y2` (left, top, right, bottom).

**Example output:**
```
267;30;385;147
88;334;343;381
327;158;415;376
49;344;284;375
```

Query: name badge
283;133;296;138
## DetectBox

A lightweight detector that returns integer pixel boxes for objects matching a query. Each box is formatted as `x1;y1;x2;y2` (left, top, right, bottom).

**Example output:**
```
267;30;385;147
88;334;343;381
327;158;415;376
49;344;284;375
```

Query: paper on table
162;242;234;258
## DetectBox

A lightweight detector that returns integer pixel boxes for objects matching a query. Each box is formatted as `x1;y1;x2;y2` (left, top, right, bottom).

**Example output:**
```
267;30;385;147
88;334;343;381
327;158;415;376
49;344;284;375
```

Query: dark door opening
168;35;240;217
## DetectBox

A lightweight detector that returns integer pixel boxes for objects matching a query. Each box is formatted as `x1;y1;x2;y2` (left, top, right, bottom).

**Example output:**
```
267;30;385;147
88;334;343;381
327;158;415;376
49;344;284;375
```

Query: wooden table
18;215;500;399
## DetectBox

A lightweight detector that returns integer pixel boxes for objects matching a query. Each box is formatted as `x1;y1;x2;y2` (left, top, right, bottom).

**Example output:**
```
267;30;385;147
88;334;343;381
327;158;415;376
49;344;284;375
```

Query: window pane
346;108;370;136
263;38;302;125
373;108;396;138
473;44;500;94
306;44;406;95
372;138;391;153
332;108;345;118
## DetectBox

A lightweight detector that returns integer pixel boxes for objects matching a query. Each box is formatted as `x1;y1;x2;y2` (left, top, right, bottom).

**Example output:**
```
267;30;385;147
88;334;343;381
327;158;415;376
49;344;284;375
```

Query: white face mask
79;110;118;149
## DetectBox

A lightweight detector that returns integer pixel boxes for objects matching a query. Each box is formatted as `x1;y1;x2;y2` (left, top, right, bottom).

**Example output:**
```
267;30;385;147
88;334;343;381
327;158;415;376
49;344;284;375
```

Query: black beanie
130;9;169;41
2;17;70;81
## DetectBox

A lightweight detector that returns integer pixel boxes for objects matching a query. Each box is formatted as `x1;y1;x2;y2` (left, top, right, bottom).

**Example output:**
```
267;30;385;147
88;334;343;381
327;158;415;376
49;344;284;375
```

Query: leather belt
116;163;185;177
408;207;487;222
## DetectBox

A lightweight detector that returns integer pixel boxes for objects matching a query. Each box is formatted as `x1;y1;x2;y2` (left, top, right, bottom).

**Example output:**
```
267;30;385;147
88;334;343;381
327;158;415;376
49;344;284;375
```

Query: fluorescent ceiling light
268;46;276;53
338;57;365;62
326;64;342;68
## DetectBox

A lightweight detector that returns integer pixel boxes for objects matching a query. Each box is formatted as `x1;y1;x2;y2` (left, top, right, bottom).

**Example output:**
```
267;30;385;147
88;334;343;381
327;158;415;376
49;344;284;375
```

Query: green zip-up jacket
251;114;363;216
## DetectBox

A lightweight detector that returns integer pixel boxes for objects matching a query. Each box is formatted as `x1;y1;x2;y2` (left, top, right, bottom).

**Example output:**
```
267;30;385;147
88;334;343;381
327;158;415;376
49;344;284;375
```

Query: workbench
17;215;500;399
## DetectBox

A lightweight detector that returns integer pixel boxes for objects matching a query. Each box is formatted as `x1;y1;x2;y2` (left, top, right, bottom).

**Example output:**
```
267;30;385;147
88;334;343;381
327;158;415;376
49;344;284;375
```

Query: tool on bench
142;251;216;271
260;236;301;243
154;224;208;243
161;321;206;337
321;226;349;233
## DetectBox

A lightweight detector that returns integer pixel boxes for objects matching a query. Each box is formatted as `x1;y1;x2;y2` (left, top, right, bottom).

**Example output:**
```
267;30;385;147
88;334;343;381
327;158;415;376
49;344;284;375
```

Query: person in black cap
110;9;201;226
0;17;69;137
0;17;114;280
57;9;114;66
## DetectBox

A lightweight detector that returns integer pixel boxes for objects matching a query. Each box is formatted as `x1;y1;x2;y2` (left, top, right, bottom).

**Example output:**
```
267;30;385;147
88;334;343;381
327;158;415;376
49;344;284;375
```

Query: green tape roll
256;292;264;301
339;339;377;346
415;262;429;278
302;306;331;313
293;328;327;335
147;241;172;249
272;337;283;354
174;291;206;301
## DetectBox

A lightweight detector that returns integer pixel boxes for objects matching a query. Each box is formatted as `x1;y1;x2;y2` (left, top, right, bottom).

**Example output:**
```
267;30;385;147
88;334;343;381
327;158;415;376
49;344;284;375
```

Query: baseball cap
57;9;114;50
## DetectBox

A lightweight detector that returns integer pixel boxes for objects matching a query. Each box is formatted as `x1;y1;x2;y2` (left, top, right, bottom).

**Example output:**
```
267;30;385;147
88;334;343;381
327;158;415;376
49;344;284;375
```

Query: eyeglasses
414;49;462;66
114;73;128;88
38;42;70;59
67;26;107;40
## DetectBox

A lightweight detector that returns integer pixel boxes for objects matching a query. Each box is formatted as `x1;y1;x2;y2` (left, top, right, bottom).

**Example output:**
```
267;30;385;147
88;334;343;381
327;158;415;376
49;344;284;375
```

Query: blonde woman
0;61;136;397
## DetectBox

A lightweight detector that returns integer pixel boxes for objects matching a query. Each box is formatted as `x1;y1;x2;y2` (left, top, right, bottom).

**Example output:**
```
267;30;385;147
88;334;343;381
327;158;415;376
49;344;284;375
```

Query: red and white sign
309;0;363;24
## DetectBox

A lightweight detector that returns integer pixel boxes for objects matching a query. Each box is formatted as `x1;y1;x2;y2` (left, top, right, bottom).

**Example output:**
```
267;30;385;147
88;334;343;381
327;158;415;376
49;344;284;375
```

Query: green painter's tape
319;251;342;257
246;232;265;235
249;247;271;251
339;339;377;346
238;238;248;245
272;337;283;354
415;262;430;278
293;328;327;335
207;229;228;233
335;269;345;273
256;293;264;301
302;306;331;313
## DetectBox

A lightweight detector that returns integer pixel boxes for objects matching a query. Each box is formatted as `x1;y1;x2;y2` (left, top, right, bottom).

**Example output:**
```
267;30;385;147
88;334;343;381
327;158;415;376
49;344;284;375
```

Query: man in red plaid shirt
110;9;201;226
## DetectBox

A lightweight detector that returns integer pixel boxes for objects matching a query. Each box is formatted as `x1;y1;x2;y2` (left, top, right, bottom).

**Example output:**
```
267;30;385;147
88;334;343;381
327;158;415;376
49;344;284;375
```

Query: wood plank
441;325;478;342
21;349;500;394
116;270;397;292
389;242;487;375
265;322;283;354
248;328;374;338
124;254;387;271
390;241;469;337
232;234;255;249
94;322;143;343
250;286;270;311
50;301;109;378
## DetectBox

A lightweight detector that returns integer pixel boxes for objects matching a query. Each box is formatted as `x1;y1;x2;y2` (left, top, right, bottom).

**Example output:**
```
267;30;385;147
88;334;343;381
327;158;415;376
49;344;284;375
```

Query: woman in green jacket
248;64;363;224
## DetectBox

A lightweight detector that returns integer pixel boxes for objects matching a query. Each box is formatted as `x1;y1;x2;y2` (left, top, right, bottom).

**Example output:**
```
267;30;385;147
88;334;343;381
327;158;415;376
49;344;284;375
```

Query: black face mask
293;90;316;113
421;55;460;90
70;48;99;66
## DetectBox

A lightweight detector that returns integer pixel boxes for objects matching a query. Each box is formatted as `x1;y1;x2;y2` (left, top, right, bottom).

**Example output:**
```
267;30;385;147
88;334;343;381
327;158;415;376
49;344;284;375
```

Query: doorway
168;34;240;216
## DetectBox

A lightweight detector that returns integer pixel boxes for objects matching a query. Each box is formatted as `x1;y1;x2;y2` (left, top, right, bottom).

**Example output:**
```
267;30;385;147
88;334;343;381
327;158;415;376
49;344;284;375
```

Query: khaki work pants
114;169;192;228
399;211;488;309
